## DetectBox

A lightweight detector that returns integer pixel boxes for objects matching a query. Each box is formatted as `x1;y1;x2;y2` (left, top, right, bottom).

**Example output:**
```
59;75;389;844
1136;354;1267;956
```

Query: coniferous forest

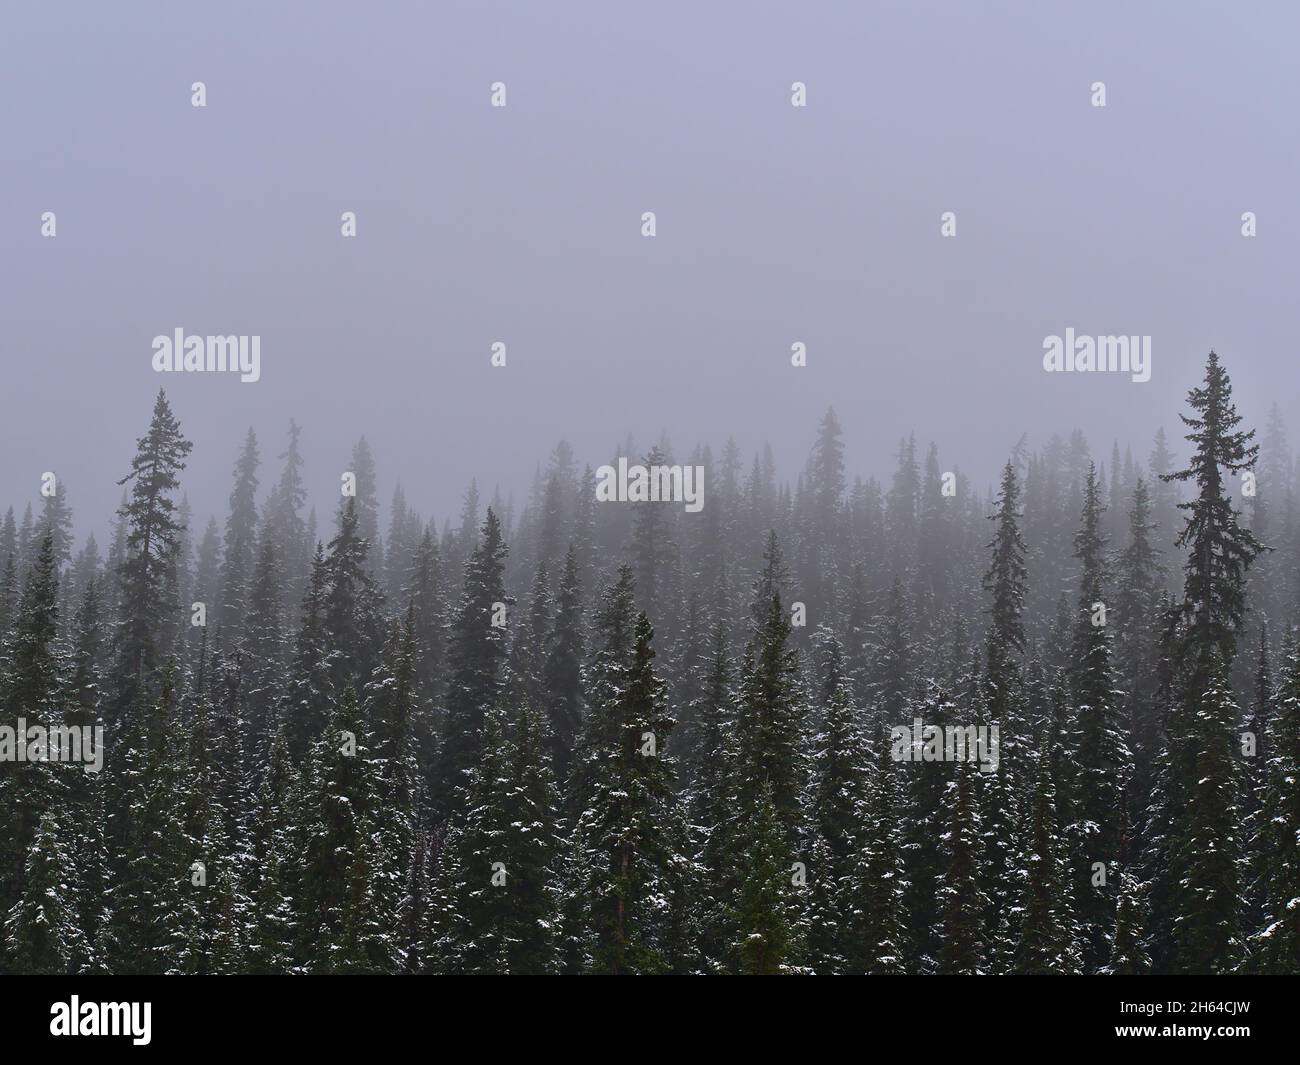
1;350;1298;976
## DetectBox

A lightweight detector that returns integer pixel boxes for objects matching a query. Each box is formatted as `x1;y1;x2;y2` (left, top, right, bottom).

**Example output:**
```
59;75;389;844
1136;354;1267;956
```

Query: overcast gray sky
3;0;1298;542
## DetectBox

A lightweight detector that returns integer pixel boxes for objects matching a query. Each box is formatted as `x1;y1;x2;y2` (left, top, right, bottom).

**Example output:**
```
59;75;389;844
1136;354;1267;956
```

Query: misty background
3;0;1298;540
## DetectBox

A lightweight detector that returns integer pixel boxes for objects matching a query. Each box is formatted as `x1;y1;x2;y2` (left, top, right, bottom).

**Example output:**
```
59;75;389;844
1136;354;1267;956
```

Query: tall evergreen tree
262;419;309;613
1069;464;1130;969
36;477;74;574
321;497;385;695
217;429;260;636
804;632;866;971
935;758;988;975
542;545;585;779
112;390;193;721
1013;740;1082;974
435;508;509;814
1248;644;1300;972
297;686;379;971
572;613;678;973
628;444;681;634
1170;654;1244;973
241;536;283;749
107;665;193;974
687;621;738;971
979;461;1028;965
1164;351;1265;676
244;728;298;974
735;588;804;842
0;533;66;919
342;436;383;579
3;808;88;973
430;702;560;973
1156;353;1264;974
1114;478;1164;788
281;543;333;759
402;525;446;790
503;703;563;973
849;733;907;974
734;784;799;974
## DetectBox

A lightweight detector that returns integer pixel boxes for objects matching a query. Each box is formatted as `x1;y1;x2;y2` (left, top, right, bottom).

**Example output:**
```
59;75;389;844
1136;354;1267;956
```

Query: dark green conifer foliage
364;610;423;967
1114;478;1164;794
808;632;867;863
870;577;911;731
107;665;192;975
1164;351;1265;676
916;441;955;615
567;565;637;815
1013;740;1082;974
1154;354;1264;974
328;817;390;973
321;497;385;694
935;758;988;975
430;704;554;973
979;461;1029;966
67;575;103;731
885;434;920;576
1069;464;1131;969
0;347;1291;978
262;419;309;614
0;532;65;920
245;728;298;974
543;545;585;780
3;808;87;973
686;622;738;970
573;612;677;974
1248;645;1300;971
984;461;1028;657
36;478;74;574
342;436;383;578
281;543;333;759
403;525;446;789
849;733;907;974
502;703;563;973
297;686;377;971
900;678;955;971
1103;865;1151;974
1100;814;1150;975
112;390;193;722
509;560;551;712
1243;625;1273;831
804;631;866;971
241;536;282;749
218;428;260;636
176;685;245;975
1170;655;1244;973
0;551;18;639
436;508;509;814
734;783;798;975
736;587;804;842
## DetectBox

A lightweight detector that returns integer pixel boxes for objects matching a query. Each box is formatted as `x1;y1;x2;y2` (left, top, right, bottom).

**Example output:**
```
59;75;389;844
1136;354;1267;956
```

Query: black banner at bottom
2;974;1291;1051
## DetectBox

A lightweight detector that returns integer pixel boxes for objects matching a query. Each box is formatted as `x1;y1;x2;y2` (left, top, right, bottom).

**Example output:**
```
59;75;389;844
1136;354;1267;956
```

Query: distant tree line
0;351;1297;974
